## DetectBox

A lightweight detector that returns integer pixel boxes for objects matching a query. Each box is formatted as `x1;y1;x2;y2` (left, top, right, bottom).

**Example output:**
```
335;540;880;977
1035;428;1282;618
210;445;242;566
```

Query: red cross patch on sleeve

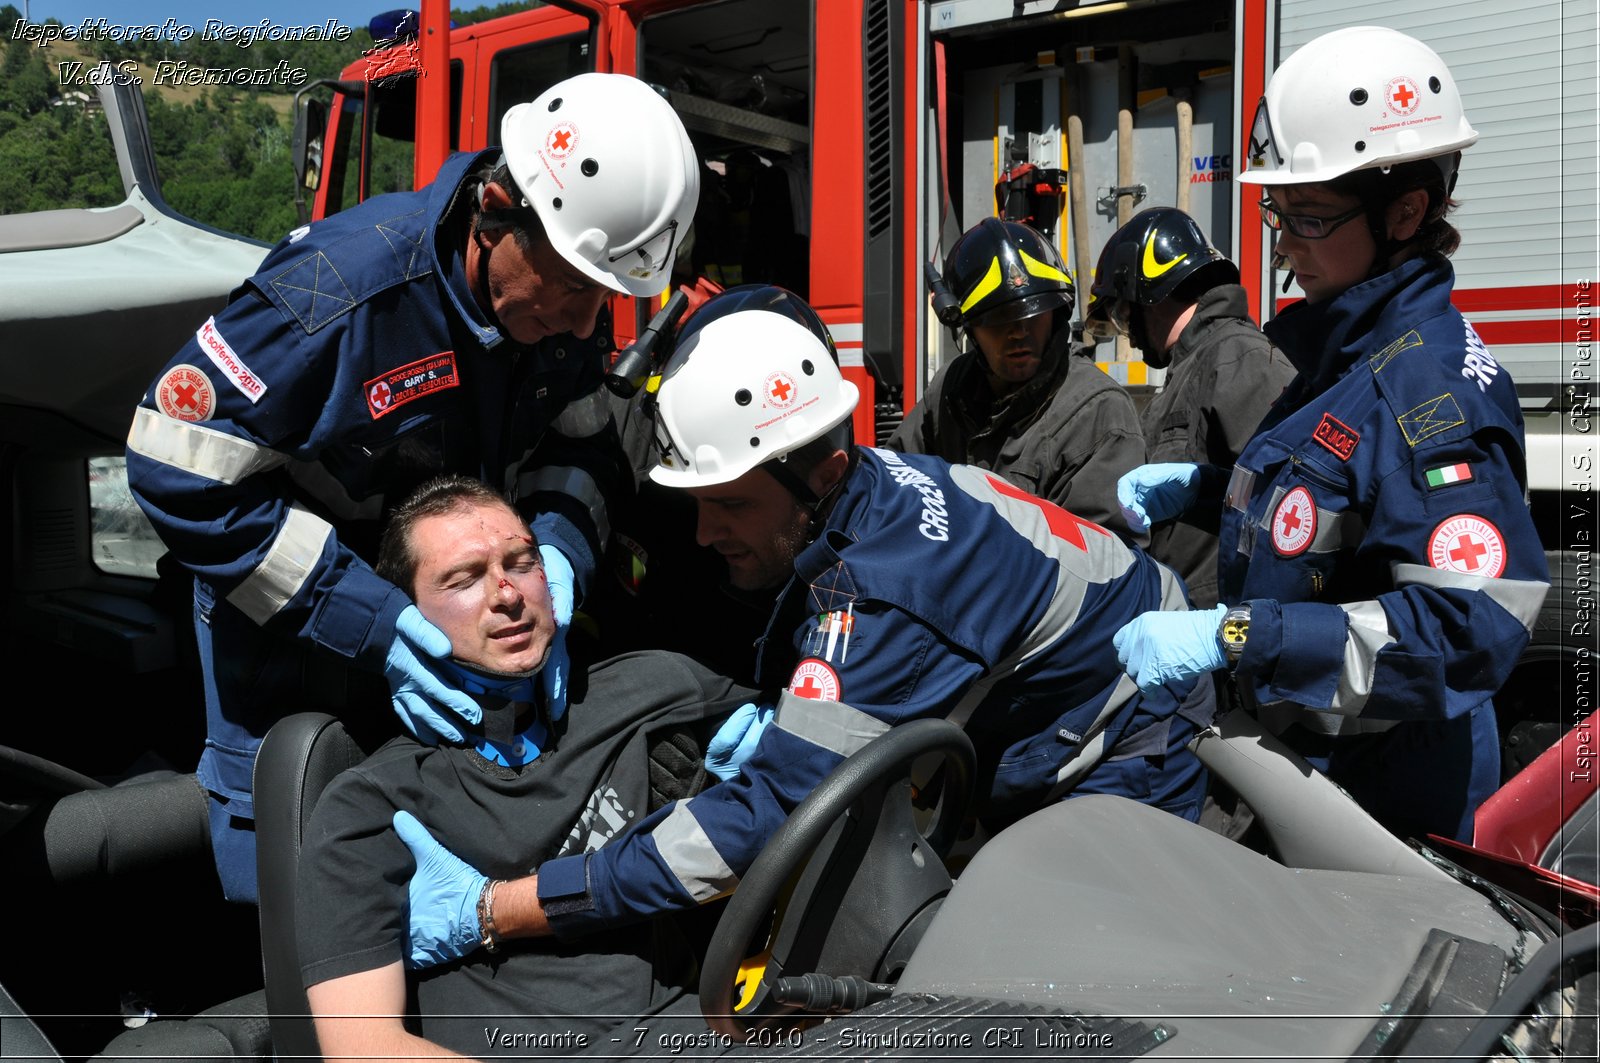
1428;514;1506;578
156;365;215;422
1271;486;1317;557
786;658;841;702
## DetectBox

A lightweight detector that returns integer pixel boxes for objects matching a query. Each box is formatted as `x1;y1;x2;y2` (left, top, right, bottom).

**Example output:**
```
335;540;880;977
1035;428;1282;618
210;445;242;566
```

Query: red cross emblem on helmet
1387;76;1421;115
765;371;798;409
546;122;578;159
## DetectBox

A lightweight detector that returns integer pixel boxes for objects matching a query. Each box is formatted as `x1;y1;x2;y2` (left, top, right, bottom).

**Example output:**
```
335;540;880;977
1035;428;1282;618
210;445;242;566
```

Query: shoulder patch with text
1271;486;1317;557
196;317;266;403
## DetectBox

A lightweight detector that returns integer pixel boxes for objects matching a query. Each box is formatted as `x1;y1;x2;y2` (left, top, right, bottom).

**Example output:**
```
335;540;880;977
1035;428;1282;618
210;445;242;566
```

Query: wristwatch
1218;604;1251;663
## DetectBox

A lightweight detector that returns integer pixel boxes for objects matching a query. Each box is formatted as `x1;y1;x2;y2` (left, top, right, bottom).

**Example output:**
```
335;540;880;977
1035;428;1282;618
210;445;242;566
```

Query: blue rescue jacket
537;448;1209;933
1221;255;1548;754
125;152;625;826
127;150;620;671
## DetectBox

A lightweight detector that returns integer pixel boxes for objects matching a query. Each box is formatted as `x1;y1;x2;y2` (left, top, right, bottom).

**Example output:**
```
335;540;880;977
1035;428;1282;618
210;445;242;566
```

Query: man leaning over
391;287;1213;961
126;73;699;901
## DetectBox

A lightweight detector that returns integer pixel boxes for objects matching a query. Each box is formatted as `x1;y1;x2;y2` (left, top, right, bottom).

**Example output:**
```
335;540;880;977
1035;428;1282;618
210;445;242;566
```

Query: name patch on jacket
1312;413;1360;461
196;317;266;403
364;352;459;419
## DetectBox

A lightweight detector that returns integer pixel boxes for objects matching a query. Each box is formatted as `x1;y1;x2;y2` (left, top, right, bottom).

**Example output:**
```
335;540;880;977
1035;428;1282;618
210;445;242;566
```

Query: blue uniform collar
1264;255;1454;395
425;150;510;351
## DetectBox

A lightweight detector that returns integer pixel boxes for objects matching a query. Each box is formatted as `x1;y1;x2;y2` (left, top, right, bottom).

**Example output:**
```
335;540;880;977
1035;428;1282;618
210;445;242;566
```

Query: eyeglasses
1258;199;1365;240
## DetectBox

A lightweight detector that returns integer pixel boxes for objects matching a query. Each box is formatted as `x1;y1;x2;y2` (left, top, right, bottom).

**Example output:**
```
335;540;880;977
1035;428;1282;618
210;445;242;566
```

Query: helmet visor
1083;298;1131;342
607;219;682;288
1245;97;1283;175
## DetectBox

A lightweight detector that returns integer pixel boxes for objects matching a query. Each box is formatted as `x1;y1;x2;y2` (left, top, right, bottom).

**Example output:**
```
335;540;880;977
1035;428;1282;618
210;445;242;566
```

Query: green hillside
0;4;518;242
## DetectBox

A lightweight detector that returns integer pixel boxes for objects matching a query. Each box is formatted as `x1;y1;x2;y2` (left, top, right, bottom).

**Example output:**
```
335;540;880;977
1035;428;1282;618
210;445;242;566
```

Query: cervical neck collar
437;658;547;768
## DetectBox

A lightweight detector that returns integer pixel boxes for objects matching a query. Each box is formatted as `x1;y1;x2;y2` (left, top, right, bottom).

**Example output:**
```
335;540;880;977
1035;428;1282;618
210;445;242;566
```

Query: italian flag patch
1425;462;1474;489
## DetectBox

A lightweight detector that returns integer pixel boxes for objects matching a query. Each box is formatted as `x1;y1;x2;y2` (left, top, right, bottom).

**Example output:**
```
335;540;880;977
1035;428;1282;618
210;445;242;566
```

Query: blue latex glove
1116;462;1203;533
385;605;481;745
538;543;574;722
704;702;775;781
393;810;486;970
1113;604;1229;694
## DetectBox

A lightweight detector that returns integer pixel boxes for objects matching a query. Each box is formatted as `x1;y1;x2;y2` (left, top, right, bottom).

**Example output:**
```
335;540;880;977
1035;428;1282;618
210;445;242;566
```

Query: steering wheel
699;718;976;1037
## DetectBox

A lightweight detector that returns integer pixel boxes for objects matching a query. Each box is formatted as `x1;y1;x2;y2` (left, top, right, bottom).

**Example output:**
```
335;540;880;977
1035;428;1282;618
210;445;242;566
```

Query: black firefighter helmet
1083;207;1238;340
932;217;1075;333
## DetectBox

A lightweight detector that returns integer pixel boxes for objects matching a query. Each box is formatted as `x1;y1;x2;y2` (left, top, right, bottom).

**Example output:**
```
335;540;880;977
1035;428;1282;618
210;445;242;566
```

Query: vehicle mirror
293;96;327;196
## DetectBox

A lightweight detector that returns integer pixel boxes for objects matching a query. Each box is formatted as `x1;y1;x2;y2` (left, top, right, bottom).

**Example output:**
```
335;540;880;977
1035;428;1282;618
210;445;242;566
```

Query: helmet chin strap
760;455;820;509
1128;307;1164;368
763;446;858;542
1363;189;1424;281
471;177;537;339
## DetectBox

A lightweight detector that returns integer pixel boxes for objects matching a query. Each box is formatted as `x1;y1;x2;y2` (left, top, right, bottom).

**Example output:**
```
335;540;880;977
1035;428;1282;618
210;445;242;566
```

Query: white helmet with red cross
648;304;858;489
1239;26;1477;187
501;73;699;297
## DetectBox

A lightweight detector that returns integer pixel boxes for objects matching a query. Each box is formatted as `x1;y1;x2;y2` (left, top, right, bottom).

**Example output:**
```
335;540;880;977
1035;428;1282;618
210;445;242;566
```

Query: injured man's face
410;500;556;675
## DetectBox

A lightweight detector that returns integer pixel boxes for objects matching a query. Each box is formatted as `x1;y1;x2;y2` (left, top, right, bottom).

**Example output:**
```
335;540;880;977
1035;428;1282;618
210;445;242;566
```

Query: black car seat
0;744;273;1061
253;712;371;1063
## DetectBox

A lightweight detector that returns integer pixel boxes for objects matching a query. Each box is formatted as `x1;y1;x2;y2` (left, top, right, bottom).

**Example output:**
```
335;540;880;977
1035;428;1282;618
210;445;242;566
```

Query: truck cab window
487;36;592;146
639;0;813;298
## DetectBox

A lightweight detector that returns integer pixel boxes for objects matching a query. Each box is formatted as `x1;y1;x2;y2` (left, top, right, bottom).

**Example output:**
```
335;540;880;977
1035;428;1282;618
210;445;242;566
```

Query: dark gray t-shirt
296;651;755;1055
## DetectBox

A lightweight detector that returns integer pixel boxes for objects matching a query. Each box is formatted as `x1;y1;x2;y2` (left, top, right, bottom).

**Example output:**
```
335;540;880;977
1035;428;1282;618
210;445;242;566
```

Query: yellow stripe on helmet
959;257;1004;315
1020;249;1072;285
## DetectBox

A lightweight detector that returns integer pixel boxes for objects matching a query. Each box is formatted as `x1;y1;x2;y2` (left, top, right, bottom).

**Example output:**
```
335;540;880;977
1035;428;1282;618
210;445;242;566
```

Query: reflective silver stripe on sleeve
1224;465;1256;512
1155;560;1188;611
1256;701;1398;738
1046;672;1142;800
285;460;385;522
125;407;287;485
1393;563;1549;632
553;388;613;438
652;802;738;903
516;465;611;545
1307;508;1367;555
1328;601;1396;716
773;691;892;758
1225;467;1263;556
226;503;333;624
